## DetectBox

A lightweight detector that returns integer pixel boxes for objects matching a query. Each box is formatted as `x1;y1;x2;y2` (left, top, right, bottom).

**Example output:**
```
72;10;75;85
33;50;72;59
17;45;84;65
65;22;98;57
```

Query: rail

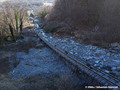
35;29;120;89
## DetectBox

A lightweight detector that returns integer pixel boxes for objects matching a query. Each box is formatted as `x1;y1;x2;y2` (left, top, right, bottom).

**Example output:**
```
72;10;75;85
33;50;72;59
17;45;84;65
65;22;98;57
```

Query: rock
117;67;120;70
95;50;103;56
112;67;117;71
94;64;97;66
104;70;110;73
93;25;99;31
16;40;23;44
111;43;119;47
112;71;120;76
115;72;120;76
99;65;103;67
114;60;120;63
107;53;111;57
86;56;93;60
94;64;100;67
95;61;99;64
111;43;120;50
36;44;45;49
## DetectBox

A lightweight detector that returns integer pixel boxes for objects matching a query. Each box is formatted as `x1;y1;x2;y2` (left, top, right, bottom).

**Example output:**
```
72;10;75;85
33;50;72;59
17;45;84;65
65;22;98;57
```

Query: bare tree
0;1;27;41
19;5;27;33
1;1;15;41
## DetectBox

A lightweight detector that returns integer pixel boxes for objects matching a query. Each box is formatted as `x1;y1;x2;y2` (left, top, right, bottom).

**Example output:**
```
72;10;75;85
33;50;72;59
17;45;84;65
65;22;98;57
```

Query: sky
0;0;55;2
0;0;6;2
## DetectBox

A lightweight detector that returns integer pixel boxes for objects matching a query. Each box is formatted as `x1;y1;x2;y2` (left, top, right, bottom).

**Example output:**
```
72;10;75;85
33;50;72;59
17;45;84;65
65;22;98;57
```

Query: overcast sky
0;0;6;2
0;0;55;2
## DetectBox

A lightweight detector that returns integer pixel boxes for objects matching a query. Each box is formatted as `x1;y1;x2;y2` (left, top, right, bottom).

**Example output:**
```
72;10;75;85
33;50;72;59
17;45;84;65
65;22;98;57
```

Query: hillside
46;0;120;46
6;0;55;3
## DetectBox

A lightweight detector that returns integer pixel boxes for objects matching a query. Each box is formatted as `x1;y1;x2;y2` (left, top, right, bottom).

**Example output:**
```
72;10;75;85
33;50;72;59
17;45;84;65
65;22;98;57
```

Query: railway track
35;27;120;89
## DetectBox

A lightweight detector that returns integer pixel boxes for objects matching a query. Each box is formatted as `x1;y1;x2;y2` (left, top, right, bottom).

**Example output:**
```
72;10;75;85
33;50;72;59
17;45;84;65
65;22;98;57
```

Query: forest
46;0;120;46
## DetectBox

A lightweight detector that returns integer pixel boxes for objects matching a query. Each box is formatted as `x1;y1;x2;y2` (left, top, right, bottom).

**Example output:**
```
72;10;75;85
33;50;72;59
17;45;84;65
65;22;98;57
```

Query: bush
15;35;24;40
0;35;6;44
7;36;14;42
38;8;51;20
39;11;48;20
43;21;62;33
4;35;24;42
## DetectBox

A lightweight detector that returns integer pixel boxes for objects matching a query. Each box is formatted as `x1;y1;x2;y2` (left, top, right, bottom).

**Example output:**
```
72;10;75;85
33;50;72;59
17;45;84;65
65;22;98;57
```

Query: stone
112;67;117;71
111;43;119;47
107;53;111;57
117;67;120;70
111;43;120;50
94;64;97;66
95;50;103;56
36;44;45;49
95;61;99;64
99;65;103;67
116;72;120;76
104;70;110;73
94;25;99;31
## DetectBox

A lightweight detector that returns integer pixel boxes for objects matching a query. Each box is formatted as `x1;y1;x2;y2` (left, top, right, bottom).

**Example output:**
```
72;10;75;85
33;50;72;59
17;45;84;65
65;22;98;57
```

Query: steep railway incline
34;23;120;89
9;25;103;89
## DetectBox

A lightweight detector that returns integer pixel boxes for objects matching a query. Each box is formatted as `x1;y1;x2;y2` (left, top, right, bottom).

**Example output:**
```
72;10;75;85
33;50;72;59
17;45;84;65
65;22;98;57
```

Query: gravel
35;23;120;78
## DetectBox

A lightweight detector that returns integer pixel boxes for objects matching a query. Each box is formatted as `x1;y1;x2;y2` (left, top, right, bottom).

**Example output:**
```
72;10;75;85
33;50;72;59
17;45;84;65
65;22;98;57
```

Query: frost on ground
9;29;103;89
10;33;71;78
8;27;103;89
10;47;72;78
35;27;120;79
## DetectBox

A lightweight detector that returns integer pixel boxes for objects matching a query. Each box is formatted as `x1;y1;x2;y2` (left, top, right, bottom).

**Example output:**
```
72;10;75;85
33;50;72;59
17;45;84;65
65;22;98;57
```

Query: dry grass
17;38;36;53
0;57;11;74
0;73;83;90
0;75;25;90
0;35;5;45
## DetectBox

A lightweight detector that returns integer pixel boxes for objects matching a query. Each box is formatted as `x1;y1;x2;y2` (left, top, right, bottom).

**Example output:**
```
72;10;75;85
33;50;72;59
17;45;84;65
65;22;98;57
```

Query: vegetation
38;7;52;21
0;73;82;90
42;21;61;33
47;0;120;45
0;1;27;43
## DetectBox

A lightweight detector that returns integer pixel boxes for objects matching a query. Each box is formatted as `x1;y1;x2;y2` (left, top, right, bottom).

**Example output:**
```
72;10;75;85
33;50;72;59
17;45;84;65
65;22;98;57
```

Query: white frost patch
10;48;71;78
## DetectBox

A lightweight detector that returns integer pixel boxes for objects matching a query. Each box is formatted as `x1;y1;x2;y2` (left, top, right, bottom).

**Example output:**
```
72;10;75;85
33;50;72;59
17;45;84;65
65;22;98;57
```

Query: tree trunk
20;18;23;33
9;24;15;41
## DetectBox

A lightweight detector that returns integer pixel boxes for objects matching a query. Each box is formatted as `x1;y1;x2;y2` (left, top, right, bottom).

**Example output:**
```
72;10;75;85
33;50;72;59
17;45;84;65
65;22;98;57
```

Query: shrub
43;21;62;33
38;7;51;20
0;35;5;44
39;11;48;20
15;35;24;40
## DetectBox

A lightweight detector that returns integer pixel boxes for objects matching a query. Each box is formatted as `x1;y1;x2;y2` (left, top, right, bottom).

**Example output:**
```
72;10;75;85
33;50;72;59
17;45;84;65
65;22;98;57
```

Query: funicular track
36;29;120;89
